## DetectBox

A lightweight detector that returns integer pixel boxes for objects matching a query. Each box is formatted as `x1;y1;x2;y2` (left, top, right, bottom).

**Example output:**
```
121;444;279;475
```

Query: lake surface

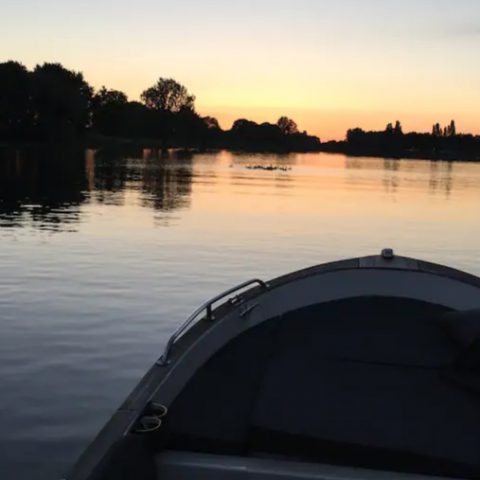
0;148;480;480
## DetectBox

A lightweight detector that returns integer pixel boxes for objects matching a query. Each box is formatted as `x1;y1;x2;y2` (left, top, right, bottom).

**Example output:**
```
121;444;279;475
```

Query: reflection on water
0;147;194;231
0;146;87;230
88;148;193;218
343;156;459;199
2;147;478;233
1;147;480;480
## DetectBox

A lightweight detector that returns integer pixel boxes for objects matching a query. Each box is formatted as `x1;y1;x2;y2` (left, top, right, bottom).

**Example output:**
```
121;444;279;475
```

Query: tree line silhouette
322;120;480;160
0;61;320;153
3;60;480;160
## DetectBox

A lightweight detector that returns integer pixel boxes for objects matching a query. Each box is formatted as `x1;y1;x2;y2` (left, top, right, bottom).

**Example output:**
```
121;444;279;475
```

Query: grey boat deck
161;298;480;478
156;451;456;480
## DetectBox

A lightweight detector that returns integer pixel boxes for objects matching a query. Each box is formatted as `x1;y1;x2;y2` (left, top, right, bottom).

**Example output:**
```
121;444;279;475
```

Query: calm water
1;148;480;479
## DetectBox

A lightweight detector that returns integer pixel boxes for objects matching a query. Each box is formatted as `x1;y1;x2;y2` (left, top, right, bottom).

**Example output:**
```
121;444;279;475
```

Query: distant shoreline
3;136;480;162
318;142;480;162
84;133;321;154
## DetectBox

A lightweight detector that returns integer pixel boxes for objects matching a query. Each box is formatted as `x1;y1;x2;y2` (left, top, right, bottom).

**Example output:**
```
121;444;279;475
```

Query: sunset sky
3;0;480;140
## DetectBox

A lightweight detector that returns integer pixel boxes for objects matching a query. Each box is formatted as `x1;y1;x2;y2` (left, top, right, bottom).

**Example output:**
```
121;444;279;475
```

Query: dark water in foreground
0;148;480;479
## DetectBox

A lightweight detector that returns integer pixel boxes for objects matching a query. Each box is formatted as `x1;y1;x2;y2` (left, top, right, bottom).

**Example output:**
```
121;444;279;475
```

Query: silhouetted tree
447;120;456;137
203;116;220;129
277;116;299;135
346;128;365;144
432;123;442;137
394;120;403;135
200;116;222;148
91;87;129;136
141;78;195;112
232;119;257;131
119;101;151;139
172;107;209;148
0;61;32;139
31;63;93;138
139;78;196;148
93;87;128;107
227;118;319;152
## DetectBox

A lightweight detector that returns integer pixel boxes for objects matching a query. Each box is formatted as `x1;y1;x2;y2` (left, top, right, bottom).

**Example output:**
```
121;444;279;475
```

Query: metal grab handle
157;279;268;366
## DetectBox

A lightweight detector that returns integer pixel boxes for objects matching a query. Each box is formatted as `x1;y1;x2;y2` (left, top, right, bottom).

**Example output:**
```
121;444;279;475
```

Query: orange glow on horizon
6;1;480;142
8;37;480;142
196;105;480;142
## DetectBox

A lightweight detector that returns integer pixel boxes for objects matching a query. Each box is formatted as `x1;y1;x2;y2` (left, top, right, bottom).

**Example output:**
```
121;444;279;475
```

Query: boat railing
157;279;268;366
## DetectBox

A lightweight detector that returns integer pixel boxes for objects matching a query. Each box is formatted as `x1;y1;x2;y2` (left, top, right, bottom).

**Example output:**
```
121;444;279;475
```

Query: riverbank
4;135;480;162
320;141;480;162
